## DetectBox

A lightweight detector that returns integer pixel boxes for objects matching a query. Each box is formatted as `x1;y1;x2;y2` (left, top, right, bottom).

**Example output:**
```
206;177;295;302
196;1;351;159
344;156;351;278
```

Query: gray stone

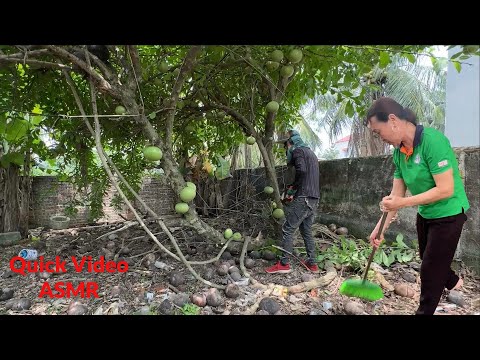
401;272;417;283
172;293;190;307
309;308;328;315
447;290;465;307
256;310;270;315
249;251;261;259
258;297;280;314
158;299;175;315
0;288;14;301
409;262;421;271
262;250;276;261
230;271;242;282
0;232;22;246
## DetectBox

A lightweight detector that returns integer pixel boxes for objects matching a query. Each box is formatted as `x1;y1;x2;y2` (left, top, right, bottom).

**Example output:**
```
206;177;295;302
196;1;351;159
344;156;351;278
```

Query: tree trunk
244;143;252;169
0;165;28;237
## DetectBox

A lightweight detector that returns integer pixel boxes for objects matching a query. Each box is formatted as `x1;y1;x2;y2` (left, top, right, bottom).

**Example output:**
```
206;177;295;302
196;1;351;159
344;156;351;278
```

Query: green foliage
180;303;200;315
314;233;419;271
320;145;340;160
214;155;231;180
3;44;471;220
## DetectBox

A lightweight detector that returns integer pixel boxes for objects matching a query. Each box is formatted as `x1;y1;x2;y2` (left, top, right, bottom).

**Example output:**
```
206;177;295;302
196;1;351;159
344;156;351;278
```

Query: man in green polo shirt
364;97;469;315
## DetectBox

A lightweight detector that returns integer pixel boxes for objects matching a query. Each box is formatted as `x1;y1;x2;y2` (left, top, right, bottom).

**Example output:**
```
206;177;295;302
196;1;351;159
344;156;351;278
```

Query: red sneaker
301;260;320;274
265;262;292;274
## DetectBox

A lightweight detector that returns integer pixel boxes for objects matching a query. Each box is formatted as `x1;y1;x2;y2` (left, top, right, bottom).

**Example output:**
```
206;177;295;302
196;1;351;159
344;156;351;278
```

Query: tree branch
0;56;72;70
126;45;142;91
165;46;202;152
46;45;113;94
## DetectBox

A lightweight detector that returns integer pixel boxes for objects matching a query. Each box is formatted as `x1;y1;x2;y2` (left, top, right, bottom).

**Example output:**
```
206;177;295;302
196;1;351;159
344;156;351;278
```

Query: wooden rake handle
362;211;388;283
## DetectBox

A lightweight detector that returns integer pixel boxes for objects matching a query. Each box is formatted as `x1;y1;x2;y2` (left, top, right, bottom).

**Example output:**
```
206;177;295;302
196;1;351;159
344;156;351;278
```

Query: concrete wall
316;147;479;272
445;47;480;147
229;147;480;273
30;147;479;272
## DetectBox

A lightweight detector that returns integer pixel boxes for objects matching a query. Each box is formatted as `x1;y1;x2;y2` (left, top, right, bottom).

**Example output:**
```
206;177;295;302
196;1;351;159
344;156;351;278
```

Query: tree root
95;221;136;241
287;262;337;294
239;231;267;290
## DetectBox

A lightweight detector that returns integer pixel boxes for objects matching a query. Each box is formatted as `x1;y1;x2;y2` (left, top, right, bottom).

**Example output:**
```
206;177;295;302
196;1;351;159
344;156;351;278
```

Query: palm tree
305;52;447;157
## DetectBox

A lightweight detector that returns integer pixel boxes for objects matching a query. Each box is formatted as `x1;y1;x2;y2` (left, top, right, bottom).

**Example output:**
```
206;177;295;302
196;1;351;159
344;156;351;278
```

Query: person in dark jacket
266;130;321;274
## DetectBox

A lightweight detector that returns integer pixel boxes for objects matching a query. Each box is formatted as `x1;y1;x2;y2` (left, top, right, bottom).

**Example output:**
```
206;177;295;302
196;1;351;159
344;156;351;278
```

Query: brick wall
30;176;176;228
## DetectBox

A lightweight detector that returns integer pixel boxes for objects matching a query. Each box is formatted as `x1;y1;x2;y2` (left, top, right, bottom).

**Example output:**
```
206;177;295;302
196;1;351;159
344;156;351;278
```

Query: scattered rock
220;251;232;260
249;251;261;259
447;290;465;307
67;301;88;315
259;297;280;314
335;227;348;236
158;299;175;315
37;271;50;280
154;261;173;271
212;305;226;314
401;272;417;283
119;246;131;255
228;266;240;274
244;258;255;269
172;293;190;307
217;264;229;276
227;259;236;267
288;295;301;303
225;284;240;299
6;298;32;310
344;301;366;315
2;270;15;279
262;250;276;261
136;305;152;315
472;297;480;309
200;306;214;315
169;271;185;287
0;288;14;301
191;293;207;307
409;262;421;271
230;271;242;282
12;298;32;310
394;284;415;298
309;308;328;315
206;288;223;307
257;309;270;315
110;285;122;297
203;268;215;280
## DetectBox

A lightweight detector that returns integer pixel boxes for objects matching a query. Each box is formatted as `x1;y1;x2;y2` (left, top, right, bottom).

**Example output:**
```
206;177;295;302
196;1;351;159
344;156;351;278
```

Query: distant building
333;135;350;158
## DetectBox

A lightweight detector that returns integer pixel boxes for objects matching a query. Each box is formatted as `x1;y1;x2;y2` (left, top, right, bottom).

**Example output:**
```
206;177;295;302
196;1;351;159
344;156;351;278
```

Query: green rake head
339;278;384;301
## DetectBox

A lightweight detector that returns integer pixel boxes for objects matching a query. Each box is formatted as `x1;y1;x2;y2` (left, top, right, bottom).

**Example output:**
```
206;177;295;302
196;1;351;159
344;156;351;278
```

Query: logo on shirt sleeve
438;160;448;167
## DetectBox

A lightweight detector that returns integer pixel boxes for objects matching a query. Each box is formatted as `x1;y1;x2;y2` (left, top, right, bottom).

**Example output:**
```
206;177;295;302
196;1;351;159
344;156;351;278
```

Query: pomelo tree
2;45;469;245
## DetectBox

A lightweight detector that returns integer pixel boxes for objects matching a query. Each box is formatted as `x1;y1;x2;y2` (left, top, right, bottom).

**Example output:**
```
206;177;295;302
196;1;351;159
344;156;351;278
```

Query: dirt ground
1;220;479;315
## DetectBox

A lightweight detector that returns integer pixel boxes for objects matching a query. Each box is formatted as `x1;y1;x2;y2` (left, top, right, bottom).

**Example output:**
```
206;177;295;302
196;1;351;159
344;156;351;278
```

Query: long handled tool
339;211;388;301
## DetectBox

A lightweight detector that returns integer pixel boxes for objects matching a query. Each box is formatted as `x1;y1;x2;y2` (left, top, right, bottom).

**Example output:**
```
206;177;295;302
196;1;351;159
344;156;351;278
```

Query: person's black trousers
415;210;467;315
